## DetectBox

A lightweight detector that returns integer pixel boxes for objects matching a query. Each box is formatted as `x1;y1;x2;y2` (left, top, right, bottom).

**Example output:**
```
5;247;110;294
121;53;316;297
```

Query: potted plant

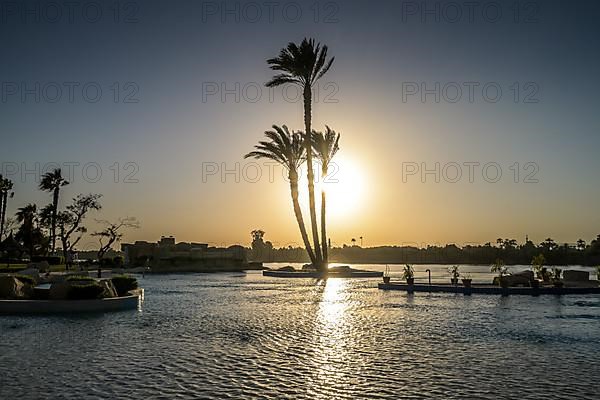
552;268;564;288
491;258;509;288
403;264;415;285
448;265;460;285
596;266;600;281
383;264;391;284
461;273;472;288
530;254;545;288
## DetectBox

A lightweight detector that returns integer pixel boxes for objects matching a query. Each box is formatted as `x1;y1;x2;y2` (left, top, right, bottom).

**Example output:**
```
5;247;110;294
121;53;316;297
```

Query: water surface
1;265;599;399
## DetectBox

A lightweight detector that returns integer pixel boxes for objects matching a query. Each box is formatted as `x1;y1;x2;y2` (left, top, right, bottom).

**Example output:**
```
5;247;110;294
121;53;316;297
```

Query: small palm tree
0;176;15;240
245;125;317;265
311;126;340;263
266;38;335;271
16;203;38;257
39;168;69;253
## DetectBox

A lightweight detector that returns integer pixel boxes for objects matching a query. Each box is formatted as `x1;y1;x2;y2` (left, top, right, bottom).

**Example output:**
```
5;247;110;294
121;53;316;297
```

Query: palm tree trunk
290;171;317;265
51;188;59;253
0;193;5;240
320;189;328;263
28;221;34;258
303;85;323;269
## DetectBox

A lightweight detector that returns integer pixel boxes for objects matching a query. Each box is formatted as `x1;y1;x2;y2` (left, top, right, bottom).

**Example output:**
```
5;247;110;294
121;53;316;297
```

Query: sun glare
299;155;366;219
322;156;366;218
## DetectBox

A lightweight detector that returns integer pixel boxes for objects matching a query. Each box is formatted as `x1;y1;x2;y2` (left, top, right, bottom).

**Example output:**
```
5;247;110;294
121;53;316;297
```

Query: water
1;264;599;399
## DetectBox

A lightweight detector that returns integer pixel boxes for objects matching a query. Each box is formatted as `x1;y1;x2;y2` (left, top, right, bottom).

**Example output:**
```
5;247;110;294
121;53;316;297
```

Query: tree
541;238;557;251
266;38;335;271
39;168;69;254
245;125;317;265
57;194;102;269
576;238;586;251
0;176;14;241
250;229;268;260
38;204;55;241
92;217;139;277
16;204;42;257
531;253;546;279
311;126;340;263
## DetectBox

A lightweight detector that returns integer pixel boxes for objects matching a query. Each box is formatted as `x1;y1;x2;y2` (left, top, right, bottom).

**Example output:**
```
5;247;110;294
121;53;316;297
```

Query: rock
563;270;589;282
277;266;296;272
0;276;33;299
16;268;40;284
48;281;70;300
493;271;533;287
99;279;118;298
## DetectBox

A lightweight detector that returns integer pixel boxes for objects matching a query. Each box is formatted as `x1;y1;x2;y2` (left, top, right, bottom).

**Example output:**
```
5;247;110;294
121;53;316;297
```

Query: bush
67;282;105;300
66;275;95;282
111;275;138;296
13;274;36;286
31;256;63;265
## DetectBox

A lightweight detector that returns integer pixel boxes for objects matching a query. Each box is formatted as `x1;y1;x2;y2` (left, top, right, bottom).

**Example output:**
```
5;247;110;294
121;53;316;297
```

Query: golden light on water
309;278;352;398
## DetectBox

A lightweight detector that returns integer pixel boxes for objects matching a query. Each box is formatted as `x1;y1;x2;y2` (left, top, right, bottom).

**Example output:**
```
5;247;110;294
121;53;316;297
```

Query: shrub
111;275;138;296
66;275;95;282
67;282;105;300
31;256;63;265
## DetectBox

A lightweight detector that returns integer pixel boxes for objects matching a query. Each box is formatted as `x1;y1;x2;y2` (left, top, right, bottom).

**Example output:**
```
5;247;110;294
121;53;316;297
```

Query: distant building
121;236;247;271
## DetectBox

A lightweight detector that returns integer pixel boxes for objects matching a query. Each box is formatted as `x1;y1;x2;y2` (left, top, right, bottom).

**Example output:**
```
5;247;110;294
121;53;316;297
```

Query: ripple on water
1;273;600;399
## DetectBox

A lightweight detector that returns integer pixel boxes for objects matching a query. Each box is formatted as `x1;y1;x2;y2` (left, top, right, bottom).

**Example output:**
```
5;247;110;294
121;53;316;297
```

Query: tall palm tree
266;38;335;271
16;203;38;257
39;168;69;253
245;125;317;265
311;126;340;263
0;176;14;240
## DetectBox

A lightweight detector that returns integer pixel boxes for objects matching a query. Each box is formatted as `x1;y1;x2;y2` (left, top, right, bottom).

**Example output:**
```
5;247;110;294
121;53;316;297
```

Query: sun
321;155;366;218
299;155;366;219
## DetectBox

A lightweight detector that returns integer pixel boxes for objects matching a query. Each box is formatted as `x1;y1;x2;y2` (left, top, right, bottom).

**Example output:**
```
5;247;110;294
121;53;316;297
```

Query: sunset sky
2;0;600;249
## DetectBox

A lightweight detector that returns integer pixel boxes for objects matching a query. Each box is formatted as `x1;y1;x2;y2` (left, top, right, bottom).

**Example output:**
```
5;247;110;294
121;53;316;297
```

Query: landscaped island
263;265;383;278
0;270;142;314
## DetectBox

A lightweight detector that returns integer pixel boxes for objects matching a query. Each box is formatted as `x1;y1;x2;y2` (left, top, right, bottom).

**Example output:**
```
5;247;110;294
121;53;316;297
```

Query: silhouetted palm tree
39;168;69;253
266;38;335;270
312;126;340;263
16;203;38;257
245;125;317;265
0;176;14;240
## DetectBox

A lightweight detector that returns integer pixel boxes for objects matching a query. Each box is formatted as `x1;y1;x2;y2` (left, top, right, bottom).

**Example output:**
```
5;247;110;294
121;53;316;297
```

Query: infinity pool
1;265;599;399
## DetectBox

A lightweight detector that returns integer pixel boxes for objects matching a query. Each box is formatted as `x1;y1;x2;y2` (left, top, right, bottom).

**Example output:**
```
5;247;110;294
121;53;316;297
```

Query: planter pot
462;279;472;288
406;278;415;285
451;278;459;285
553;280;564;288
530;280;540;289
499;277;509;289
383;276;391;284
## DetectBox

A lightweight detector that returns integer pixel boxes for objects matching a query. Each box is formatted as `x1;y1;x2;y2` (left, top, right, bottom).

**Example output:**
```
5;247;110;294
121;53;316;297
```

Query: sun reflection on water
308;279;357;398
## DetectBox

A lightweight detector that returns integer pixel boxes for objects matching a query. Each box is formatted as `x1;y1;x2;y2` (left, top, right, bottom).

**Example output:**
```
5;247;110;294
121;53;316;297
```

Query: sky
1;0;600;249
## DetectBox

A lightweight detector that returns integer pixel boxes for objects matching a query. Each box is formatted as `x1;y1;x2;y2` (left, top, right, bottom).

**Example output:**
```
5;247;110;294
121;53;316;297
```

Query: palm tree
266;38;335;271
39;168;69;254
245;125;317;265
311;126;340;263
16;203;38;257
0;176;14;240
